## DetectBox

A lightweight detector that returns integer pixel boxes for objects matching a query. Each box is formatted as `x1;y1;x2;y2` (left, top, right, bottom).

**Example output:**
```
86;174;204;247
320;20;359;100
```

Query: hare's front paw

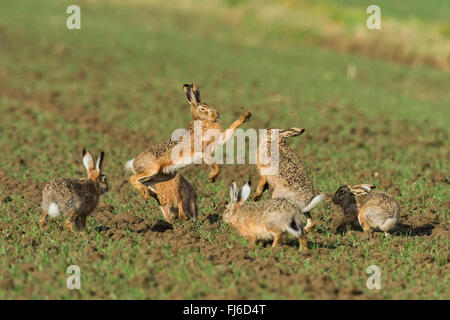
253;193;262;201
240;111;252;122
209;174;217;183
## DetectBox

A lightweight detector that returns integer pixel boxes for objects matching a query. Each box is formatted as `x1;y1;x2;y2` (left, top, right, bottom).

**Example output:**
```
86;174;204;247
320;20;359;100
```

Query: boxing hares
126;83;251;200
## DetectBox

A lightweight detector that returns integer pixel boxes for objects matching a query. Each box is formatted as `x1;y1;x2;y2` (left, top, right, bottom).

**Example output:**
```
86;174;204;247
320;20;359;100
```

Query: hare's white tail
125;159;135;174
286;218;303;237
380;218;397;232
302;193;325;213
48;202;60;218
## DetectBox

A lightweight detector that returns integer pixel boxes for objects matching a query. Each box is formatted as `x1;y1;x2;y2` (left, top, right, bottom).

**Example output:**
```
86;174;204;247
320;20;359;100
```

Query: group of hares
39;84;401;250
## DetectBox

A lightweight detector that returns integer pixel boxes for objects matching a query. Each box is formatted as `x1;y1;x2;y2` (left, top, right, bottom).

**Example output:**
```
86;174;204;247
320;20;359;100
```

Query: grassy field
0;0;448;299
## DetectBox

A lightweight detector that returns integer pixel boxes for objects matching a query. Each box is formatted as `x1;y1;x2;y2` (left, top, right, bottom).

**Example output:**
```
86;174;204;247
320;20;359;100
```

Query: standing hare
126;83;251;200
254;127;325;232
40;149;109;232
332;184;400;237
223;181;308;250
145;172;198;223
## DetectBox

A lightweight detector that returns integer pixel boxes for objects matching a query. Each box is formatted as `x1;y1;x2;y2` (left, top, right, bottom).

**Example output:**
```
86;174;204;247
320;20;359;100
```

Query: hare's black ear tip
82;148;87;156
372;184;376;189
100;151;105;156
183;84;191;88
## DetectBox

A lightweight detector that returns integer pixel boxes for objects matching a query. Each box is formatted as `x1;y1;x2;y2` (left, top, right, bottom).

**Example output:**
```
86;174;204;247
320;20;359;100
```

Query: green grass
0;0;448;299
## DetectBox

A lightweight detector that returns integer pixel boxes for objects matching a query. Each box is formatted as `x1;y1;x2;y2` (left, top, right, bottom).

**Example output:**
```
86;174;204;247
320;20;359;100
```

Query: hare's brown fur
127;83;251;200
224;182;308;250
150;173;198;223
254;128;324;232
333;184;400;236
40;149;109;232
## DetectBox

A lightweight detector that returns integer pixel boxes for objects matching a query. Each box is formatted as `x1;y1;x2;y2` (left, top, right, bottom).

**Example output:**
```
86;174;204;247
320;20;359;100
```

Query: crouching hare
40;149;109;232
223;181;308;250
254;127;325;233
149;172;198;223
332;184;400;237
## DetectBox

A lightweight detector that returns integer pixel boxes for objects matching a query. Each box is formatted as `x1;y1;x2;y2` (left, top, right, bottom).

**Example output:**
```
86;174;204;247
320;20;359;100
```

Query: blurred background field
0;0;448;299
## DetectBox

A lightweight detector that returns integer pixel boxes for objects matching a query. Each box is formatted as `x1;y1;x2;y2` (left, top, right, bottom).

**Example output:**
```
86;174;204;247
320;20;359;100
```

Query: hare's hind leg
39;211;48;229
133;162;175;199
178;200;188;220
208;161;219;182
130;161;163;199
253;175;268;201
130;174;153;200
64;210;77;233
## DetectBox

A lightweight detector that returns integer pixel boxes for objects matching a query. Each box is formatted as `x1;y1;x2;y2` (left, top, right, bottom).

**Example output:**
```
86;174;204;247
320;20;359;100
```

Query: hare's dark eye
102;176;108;183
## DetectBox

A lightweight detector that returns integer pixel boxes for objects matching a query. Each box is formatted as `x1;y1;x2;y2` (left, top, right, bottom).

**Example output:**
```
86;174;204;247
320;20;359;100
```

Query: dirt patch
0;87;154;151
0;169;42;203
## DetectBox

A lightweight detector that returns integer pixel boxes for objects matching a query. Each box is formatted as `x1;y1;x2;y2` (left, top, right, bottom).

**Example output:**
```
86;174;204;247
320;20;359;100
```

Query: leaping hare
223;181;308;250
126;83;251;200
147;172;198;223
254;127;325;233
332;184;400;237
40;149;109;232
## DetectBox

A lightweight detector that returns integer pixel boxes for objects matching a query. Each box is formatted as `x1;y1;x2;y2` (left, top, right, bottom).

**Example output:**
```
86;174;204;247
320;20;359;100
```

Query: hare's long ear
192;83;201;103
229;181;238;208
357;184;376;192
183;84;199;105
349;184;375;195
82;148;95;175
238;180;252;204
96;151;105;172
279;127;306;139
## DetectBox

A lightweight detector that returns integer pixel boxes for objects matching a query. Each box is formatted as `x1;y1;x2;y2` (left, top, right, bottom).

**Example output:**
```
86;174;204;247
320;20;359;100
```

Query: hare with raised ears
332;184;400;237
126;83;252;200
253;127;325;233
40;149;109;232
223;181;308;250
149;172;198;223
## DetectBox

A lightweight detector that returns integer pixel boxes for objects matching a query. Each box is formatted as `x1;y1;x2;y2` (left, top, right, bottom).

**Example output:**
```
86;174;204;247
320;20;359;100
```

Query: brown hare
40;149;109;232
145;172;198;223
126;83;251;200
332;184;400;237
254;127;325;233
223;181;308;250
